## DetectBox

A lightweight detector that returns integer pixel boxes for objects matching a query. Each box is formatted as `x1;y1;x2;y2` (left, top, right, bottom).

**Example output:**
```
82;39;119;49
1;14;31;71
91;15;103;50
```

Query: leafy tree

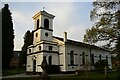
115;37;120;60
2;4;14;69
114;36;120;71
20;30;33;67
115;10;120;61
83;1;120;51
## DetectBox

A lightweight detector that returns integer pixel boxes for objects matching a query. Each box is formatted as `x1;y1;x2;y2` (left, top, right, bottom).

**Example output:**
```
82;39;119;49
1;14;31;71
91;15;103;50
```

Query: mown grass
51;71;119;80
2;71;119;80
2;68;25;76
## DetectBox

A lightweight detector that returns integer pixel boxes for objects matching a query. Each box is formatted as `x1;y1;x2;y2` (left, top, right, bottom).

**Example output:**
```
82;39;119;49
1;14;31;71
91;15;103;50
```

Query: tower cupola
32;11;55;45
32;11;55;31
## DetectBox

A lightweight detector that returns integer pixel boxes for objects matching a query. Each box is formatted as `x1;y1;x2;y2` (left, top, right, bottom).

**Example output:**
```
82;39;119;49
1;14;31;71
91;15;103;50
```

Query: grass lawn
2;68;25;76
2;71;120;80
51;71;119;80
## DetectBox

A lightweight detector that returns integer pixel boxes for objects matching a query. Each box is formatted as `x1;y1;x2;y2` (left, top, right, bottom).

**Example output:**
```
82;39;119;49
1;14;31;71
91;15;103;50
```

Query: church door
33;60;36;73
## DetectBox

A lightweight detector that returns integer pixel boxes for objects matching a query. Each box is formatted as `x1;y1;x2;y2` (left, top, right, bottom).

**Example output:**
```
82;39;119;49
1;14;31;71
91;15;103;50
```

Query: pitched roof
53;36;110;52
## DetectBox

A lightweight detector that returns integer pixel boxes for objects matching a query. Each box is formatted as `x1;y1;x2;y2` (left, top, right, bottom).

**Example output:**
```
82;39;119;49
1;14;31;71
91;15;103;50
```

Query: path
1;73;75;79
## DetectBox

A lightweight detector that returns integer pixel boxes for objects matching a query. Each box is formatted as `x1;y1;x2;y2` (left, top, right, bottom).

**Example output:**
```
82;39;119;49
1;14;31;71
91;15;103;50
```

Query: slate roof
53;36;111;52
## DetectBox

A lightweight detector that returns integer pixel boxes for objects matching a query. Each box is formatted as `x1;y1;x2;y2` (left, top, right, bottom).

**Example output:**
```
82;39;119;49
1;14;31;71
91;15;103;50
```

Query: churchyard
2;55;120;80
1;69;119;80
2;1;120;80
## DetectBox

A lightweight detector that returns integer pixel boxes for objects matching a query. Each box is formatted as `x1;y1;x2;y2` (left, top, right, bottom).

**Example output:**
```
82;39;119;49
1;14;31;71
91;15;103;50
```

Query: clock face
45;32;48;37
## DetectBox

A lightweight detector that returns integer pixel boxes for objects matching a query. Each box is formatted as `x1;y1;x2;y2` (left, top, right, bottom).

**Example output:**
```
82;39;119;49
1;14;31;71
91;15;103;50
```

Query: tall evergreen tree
20;30;33;67
115;10;120;60
83;1;120;51
2;4;14;69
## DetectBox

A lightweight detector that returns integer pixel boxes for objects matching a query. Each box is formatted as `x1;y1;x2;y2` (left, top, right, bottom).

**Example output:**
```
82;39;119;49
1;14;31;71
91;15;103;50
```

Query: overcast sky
1;2;94;50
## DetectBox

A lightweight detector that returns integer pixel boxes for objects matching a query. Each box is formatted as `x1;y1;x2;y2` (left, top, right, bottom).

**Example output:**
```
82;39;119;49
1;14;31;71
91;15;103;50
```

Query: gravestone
104;66;108;80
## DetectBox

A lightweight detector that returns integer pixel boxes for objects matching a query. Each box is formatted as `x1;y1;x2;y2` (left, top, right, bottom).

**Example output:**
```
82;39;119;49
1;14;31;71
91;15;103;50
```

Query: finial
43;7;45;11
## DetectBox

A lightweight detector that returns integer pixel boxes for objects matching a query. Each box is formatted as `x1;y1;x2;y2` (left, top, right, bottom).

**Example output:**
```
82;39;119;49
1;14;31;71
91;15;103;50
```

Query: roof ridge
53;36;110;52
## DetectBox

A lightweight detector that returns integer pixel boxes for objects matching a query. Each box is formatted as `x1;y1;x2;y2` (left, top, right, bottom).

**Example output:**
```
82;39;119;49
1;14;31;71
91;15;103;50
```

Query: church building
26;10;112;73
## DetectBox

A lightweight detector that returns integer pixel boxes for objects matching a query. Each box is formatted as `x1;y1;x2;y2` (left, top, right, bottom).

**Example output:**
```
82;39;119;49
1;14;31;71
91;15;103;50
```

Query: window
99;54;101;61
49;46;52;51
37;19;39;29
48;56;52;65
106;55;108;66
36;33;38;37
33;60;36;72
82;52;85;65
29;49;31;53
44;19;49;29
39;46;41;50
70;51;74;65
45;32;48;37
91;54;94;65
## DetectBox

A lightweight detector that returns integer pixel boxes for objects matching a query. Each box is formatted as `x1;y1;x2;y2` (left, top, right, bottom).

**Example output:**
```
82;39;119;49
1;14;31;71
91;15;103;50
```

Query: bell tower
32;11;55;45
27;10;59;73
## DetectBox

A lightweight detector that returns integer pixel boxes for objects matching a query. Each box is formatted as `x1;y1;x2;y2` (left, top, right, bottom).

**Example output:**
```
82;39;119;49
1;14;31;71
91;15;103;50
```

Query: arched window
36;33;38;37
106;55;108;66
44;19;49;29
70;51;74;65
99;54;101;61
39;46;41;50
29;49;31;53
37;19;39;29
82;52;85;65
48;56;52;65
91;54;94;65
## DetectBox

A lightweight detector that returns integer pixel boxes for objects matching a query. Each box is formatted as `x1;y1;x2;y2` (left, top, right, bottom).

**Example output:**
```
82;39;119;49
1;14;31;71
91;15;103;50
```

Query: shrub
47;65;60;74
94;60;108;72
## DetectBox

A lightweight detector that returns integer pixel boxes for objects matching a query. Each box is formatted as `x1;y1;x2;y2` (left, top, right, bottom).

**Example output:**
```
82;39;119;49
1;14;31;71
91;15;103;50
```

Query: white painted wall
26;55;33;72
40;29;53;41
33;29;41;45
34;15;41;30
36;53;43;72
59;45;66;71
60;43;112;72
